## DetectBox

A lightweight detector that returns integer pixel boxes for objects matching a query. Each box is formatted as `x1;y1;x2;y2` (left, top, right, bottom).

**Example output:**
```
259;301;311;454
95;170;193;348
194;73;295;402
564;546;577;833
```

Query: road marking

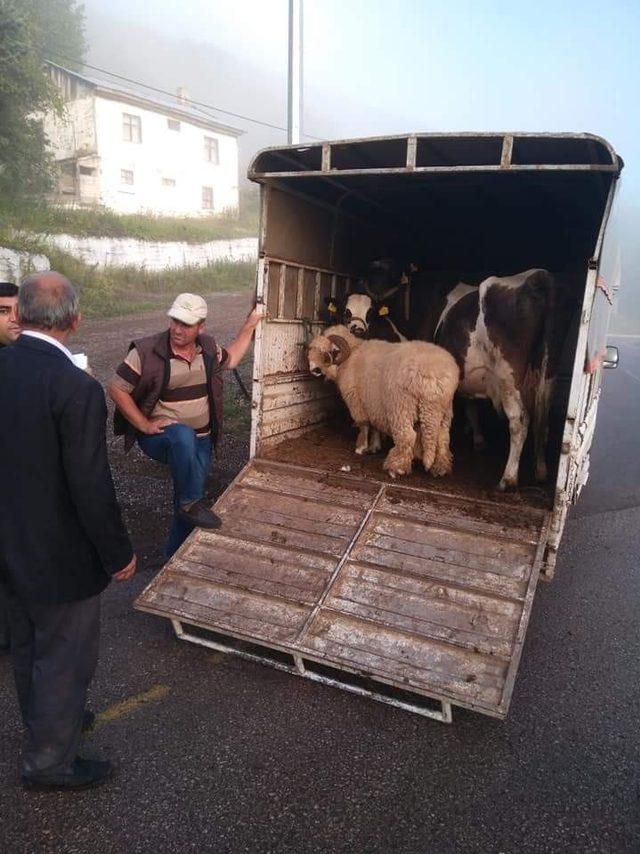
621;367;640;385
90;684;170;733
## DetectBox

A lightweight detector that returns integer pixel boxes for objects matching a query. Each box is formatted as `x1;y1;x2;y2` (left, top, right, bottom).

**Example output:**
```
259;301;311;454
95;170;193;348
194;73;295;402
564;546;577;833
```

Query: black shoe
177;499;222;530
22;756;113;792
81;710;96;733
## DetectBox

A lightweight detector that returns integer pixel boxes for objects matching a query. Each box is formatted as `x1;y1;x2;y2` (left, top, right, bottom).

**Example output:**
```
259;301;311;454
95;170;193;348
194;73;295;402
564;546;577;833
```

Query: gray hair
19;272;79;331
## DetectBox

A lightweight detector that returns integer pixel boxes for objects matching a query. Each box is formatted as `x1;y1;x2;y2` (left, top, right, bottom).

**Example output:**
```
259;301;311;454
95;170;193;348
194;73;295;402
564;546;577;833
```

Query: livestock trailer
136;133;623;722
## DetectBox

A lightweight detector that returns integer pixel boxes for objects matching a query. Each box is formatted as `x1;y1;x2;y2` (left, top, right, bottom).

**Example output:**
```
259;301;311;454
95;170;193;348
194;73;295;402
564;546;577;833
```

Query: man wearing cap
0;282;20;652
108;293;263;557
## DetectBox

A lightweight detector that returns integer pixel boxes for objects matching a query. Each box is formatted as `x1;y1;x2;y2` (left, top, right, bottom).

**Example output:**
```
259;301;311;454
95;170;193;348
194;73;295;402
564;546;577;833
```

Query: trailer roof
249;132;621;179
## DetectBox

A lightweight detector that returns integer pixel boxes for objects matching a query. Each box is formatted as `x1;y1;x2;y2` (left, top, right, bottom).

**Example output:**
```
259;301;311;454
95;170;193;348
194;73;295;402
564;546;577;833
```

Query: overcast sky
85;0;638;192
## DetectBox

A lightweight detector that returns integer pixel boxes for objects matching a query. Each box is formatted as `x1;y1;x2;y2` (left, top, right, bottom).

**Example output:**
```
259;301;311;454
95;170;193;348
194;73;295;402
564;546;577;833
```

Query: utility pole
287;0;303;144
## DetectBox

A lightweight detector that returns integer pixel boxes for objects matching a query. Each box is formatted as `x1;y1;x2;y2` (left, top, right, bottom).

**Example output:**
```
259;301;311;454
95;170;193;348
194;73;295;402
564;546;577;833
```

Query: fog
80;0;640;330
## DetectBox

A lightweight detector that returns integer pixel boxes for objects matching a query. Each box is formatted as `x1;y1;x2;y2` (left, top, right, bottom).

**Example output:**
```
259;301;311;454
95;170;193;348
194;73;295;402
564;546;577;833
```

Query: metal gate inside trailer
136;459;549;722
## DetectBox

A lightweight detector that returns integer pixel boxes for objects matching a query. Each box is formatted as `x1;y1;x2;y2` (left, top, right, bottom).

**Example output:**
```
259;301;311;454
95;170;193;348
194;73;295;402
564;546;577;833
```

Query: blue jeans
138;424;212;558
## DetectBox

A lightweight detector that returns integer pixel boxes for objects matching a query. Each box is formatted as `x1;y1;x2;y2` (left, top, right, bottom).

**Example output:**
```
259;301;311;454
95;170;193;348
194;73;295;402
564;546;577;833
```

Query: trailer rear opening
136;133;622;721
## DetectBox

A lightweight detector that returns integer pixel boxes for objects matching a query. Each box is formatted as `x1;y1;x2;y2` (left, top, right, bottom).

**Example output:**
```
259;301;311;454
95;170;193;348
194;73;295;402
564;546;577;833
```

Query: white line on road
620;367;640;385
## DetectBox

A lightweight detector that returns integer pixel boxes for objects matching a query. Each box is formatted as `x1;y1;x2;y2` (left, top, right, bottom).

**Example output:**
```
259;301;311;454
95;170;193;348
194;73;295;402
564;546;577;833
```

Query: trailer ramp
135;460;548;721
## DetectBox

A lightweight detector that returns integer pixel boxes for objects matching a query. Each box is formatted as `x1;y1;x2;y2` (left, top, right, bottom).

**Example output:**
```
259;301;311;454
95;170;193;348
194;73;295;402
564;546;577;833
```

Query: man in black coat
0;281;20;652
0;271;136;791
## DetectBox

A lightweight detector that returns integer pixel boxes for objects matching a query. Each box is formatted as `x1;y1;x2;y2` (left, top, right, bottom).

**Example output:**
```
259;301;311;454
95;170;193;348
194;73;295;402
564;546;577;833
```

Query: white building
44;63;243;217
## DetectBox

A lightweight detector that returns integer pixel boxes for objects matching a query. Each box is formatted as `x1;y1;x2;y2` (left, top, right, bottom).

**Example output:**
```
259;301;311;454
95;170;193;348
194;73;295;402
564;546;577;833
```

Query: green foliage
223;354;252;433
0;0;56;198
31;0;86;68
41;247;256;318
0;0;85;202
4;187;260;243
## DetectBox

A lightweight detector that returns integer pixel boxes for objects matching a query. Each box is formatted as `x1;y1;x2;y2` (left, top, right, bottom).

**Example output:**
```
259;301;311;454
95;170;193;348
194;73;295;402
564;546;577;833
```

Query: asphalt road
1;336;638;854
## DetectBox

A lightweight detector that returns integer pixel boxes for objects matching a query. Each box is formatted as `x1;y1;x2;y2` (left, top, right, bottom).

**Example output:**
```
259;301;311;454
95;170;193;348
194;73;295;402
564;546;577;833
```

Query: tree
0;0;85;204
31;0;86;69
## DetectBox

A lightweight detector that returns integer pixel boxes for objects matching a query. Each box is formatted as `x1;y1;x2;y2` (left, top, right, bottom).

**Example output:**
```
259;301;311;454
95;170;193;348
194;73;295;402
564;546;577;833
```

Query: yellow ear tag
400;274;409;285
379;305;389;316
328;301;337;313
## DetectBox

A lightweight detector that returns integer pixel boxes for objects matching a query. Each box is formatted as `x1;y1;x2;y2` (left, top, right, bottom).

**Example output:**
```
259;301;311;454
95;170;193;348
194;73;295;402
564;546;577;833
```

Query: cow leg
498;389;529;491
466;399;485;450
355;423;370;455
534;378;553;481
383;425;416;478
430;408;454;477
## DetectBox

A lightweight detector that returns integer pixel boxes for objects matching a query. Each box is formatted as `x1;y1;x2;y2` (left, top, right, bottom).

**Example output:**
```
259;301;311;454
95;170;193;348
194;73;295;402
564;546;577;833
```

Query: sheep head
308;324;361;381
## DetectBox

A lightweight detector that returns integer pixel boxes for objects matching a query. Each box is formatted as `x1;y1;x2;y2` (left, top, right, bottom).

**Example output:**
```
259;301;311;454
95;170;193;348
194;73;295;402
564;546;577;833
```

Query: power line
46;51;323;142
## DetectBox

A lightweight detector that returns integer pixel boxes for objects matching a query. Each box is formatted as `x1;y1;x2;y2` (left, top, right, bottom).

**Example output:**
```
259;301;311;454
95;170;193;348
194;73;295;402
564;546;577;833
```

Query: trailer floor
261;415;554;513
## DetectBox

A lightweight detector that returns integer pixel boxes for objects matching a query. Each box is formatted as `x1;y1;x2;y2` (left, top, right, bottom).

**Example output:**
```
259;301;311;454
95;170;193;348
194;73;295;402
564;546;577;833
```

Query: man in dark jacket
0;272;136;791
0;281;20;652
108;292;263;558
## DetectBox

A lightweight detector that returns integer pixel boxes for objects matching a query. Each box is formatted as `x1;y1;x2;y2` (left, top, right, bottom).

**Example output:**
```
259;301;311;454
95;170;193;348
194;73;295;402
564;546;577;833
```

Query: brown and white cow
432;268;556;490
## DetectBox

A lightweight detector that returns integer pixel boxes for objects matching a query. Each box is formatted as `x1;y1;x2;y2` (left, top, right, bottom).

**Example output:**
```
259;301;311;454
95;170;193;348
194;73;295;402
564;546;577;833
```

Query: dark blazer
0;335;133;604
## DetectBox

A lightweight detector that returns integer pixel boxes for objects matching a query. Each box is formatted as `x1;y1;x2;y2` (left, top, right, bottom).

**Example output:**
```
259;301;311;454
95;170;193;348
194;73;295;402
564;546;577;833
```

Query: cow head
342;293;392;338
308;325;359;380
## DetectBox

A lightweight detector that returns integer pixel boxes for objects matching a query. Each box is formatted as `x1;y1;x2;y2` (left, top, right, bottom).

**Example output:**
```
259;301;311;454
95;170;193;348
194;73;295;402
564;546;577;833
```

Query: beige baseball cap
167;293;208;325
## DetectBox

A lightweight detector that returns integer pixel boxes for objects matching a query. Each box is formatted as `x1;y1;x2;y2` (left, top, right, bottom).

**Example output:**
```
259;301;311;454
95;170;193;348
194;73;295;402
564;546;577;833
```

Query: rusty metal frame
171;618;453;723
547;175;620;566
249;132;619;181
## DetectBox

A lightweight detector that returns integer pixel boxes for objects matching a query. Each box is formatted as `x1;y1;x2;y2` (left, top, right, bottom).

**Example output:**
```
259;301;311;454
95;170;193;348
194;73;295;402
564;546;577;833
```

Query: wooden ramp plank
135;459;548;720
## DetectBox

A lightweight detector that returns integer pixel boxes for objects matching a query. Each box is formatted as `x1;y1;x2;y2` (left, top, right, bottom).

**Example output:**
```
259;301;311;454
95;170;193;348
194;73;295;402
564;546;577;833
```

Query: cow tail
529;271;556;479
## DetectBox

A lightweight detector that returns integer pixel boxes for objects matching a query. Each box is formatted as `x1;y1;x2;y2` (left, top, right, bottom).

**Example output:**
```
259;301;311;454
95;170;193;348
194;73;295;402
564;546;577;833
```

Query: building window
79;165;96;176
121;169;134;185
122;113;142;143
167;119;180;131
202;186;214;210
162;177;176;187
204;136;219;164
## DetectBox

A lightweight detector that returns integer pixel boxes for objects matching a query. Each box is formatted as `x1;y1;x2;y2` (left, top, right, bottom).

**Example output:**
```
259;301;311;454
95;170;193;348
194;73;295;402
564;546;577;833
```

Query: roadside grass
0;229;255;317
43;250;256;318
0;188;259;243
223;354;253;434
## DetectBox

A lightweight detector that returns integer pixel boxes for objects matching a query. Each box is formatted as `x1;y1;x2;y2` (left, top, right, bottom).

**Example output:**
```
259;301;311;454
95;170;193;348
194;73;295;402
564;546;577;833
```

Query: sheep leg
430;408;454;477
383;425;416;478
368;428;382;454
417;400;441;473
355;423;370;455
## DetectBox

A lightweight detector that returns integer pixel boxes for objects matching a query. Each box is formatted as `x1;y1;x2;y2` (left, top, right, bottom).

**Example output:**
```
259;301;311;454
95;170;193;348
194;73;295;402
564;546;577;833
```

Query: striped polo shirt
112;344;228;436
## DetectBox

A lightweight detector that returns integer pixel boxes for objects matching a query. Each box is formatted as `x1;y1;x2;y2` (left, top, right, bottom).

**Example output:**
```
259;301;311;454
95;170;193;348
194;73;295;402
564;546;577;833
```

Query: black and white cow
336;262;558;490
429;268;557;490
325;258;411;342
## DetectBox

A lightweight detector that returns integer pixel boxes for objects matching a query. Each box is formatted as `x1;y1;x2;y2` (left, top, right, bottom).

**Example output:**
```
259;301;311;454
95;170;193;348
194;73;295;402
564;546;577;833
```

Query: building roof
46;61;244;138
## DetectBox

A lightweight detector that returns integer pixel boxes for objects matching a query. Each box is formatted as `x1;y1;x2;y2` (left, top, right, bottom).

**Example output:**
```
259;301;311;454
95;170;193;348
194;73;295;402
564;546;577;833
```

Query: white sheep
308;324;459;479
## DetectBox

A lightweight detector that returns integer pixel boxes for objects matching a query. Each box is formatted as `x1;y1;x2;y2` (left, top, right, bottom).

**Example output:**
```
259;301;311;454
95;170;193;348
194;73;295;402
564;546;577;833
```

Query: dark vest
114;330;224;451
